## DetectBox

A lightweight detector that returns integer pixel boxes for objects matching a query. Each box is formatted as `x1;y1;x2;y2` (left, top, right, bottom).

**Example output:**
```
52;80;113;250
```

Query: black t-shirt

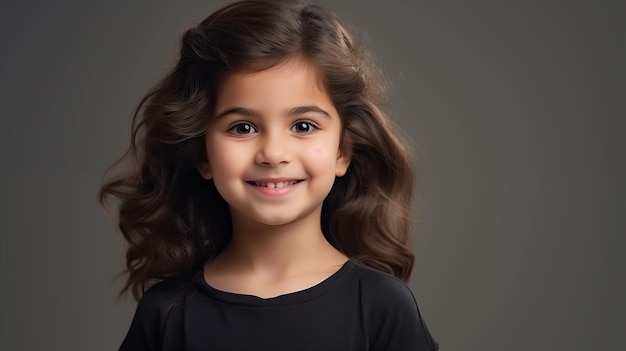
120;260;438;351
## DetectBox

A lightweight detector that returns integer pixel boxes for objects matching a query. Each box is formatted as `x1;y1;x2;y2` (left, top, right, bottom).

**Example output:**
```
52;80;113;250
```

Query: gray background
0;0;623;350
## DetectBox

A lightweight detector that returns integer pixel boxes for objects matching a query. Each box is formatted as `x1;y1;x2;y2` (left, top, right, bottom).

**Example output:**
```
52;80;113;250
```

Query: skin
197;57;351;298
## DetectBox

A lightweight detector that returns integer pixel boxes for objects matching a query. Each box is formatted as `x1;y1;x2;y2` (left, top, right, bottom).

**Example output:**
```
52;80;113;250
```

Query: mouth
246;180;303;188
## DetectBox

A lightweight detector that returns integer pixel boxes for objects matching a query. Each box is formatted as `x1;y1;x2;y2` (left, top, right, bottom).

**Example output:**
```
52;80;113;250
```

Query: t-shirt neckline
194;259;355;306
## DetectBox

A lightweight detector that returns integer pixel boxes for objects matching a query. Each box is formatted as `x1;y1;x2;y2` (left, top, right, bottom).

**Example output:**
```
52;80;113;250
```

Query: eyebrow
214;105;332;120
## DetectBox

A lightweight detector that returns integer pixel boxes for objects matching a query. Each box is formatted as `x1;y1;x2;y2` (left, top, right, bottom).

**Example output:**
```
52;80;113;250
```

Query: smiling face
198;57;350;229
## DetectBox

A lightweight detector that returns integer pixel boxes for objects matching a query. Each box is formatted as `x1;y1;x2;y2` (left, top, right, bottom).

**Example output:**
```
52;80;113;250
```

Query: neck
217;208;345;276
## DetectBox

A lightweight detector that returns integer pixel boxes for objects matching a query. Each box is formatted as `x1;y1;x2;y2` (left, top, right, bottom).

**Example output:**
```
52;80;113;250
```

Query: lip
245;177;304;197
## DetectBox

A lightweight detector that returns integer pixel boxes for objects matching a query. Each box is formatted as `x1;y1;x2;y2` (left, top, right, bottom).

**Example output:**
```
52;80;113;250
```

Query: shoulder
142;275;192;305
350;261;417;308
119;275;195;351
349;261;439;351
133;275;193;320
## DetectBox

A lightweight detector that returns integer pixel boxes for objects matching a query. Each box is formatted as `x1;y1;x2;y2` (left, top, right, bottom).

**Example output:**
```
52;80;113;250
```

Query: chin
253;211;314;227
258;216;299;227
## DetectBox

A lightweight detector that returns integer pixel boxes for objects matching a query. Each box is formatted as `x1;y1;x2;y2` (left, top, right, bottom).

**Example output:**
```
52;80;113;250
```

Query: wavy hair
99;0;415;300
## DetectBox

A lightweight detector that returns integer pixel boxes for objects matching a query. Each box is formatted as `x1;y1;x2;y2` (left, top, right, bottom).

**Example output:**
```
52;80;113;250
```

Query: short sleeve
119;290;162;351
364;273;439;351
118;280;188;351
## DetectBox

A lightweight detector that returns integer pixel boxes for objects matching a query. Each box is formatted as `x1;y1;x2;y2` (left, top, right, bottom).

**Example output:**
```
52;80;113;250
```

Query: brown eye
291;121;318;134
228;123;257;135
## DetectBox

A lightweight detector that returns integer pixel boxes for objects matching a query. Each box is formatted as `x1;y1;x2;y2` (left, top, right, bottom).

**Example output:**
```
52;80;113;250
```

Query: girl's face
199;57;350;229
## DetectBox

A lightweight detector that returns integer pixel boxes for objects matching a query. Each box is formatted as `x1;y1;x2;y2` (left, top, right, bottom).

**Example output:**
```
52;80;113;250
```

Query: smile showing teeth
253;180;299;188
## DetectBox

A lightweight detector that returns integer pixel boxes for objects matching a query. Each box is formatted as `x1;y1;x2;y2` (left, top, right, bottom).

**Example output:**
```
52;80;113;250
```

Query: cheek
207;141;248;178
308;145;337;168
310;145;336;163
312;147;324;156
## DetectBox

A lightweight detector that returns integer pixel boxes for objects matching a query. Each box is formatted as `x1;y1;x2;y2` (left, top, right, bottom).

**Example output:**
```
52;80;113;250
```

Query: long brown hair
99;0;415;300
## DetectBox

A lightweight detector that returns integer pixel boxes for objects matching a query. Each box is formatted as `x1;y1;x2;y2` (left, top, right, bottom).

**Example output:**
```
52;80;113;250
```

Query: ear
335;153;350;177
196;159;212;180
335;135;352;177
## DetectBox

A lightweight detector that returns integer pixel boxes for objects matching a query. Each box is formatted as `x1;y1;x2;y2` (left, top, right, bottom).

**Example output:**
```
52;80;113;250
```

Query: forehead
215;57;334;111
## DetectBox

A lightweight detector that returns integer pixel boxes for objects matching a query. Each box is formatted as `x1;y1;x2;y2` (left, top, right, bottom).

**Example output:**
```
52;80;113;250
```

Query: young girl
100;0;438;350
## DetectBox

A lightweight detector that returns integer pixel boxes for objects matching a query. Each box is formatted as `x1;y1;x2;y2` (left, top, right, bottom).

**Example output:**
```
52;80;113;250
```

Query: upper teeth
254;180;298;188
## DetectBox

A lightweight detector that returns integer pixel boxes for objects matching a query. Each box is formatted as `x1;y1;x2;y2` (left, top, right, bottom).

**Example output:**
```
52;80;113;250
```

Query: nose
254;131;292;166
